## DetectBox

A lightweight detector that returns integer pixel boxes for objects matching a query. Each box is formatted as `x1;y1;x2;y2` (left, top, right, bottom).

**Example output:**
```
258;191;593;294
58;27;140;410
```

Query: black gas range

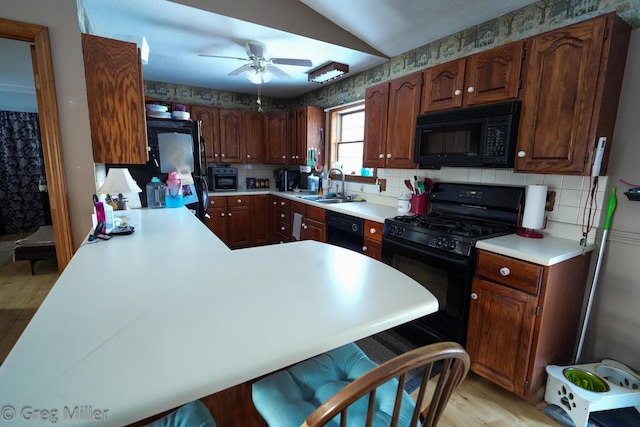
382;182;525;345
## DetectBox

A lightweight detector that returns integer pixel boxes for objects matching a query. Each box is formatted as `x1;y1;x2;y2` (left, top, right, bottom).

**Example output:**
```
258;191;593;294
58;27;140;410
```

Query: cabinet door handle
221;154;225;157
280;213;285;218
378;153;384;159
237;199;242;204
370;228;377;234
220;213;225;217
273;201;276;205
387;153;392;158
467;86;475;93
471;292;478;300
281;226;285;231
499;267;511;276
454;89;462;96
517;151;526;158
228;212;232;216
247;154;250;158
362;246;368;252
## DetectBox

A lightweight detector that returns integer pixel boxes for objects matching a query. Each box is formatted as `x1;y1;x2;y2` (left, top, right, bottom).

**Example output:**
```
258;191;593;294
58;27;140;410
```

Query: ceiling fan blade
228;64;253;76
271;58;312;67
246;40;265;58
199;54;249;61
265;65;290;79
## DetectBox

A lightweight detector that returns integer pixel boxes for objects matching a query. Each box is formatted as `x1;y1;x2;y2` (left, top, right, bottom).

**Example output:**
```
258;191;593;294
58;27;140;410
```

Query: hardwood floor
0;255;560;426
0;257;58;364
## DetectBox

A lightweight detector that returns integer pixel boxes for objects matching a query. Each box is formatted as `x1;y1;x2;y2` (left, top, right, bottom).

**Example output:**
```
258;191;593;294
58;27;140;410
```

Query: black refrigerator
107;118;208;221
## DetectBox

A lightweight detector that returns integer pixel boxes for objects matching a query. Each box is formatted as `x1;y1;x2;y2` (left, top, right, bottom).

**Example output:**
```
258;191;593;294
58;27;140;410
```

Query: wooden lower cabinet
252;195;272;245
205;195;270;249
304;205;326;243
272;197;291;243
363;220;383;260
466;250;591;401
290;200;326;242
204;197;228;243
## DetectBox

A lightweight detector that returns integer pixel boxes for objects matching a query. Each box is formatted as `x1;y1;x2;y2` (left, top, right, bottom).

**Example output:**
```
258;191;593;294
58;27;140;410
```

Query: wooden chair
252;341;470;427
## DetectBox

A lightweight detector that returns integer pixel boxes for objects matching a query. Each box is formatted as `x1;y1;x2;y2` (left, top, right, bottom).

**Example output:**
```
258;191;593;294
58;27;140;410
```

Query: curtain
0;111;46;234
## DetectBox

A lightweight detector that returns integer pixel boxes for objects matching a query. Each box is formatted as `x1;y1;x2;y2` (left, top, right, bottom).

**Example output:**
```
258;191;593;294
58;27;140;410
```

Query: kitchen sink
316;197;352;204
293;194;324;201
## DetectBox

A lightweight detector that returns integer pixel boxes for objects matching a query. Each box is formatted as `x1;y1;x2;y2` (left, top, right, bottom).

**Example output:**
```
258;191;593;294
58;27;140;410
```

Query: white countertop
0;208;437;426
476;233;595;266
209;190;400;223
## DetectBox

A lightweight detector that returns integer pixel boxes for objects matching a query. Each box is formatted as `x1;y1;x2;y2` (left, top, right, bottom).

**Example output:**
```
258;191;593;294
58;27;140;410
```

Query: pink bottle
165;172;183;208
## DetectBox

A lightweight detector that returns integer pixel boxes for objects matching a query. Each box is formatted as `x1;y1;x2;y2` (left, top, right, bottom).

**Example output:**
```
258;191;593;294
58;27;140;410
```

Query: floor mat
542;404;640;427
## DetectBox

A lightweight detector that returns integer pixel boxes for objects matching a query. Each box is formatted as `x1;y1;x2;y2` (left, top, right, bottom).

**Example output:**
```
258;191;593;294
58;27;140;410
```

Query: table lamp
98;168;142;210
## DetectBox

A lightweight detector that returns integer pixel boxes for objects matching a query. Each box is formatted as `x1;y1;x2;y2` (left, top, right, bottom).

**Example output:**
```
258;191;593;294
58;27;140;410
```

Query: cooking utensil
424;178;434;193
416;180;426;195
404;179;415;194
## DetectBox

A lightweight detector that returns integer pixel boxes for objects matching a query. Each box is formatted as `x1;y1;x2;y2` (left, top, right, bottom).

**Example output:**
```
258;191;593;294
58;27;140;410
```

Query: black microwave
414;100;521;168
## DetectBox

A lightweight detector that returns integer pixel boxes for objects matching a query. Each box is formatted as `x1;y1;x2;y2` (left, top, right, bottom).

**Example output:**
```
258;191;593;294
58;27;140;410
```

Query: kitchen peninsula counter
0;208;437;426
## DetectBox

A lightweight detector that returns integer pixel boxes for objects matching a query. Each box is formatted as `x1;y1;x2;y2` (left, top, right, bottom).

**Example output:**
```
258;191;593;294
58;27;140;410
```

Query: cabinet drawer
277;219;290;238
208;196;227;208
364;220;383;242
307;205;325;222
277;208;290;223
291;201;306;216
227;196;252;207
275;198;290;209
476;250;543;295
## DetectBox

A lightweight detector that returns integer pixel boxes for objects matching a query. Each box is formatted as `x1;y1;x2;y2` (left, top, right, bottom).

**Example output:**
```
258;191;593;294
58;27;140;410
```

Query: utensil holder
410;194;428;214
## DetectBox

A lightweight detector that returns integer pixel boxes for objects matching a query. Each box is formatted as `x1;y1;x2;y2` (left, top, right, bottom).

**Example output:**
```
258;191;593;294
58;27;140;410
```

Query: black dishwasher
326;211;364;253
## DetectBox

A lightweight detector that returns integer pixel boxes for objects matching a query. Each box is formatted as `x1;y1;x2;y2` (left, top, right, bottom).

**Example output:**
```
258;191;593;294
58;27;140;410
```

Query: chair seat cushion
252;343;415;427
143;400;216;427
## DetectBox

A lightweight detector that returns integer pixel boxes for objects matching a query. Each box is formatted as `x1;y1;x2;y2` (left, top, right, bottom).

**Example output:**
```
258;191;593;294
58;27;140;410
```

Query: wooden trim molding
0;18;73;271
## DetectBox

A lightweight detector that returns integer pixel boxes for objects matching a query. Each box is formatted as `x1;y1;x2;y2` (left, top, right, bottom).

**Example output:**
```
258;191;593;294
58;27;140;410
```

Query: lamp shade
99;168;142;195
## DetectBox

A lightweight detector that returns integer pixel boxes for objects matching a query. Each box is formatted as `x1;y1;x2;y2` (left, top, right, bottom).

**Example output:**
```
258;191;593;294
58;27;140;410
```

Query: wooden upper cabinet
422;59;466;112
82;34;147;164
363;82;390;168
515;13;631;175
191;105;220;163
244;111;264;163
219;109;244;163
363;72;421;169
464;40;524;107
264;112;288;164
287;106;324;166
386;71;422;168
422;40;524;113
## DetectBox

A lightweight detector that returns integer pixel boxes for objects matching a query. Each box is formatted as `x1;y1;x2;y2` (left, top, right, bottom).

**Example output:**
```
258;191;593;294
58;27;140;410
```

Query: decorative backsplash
145;0;640;111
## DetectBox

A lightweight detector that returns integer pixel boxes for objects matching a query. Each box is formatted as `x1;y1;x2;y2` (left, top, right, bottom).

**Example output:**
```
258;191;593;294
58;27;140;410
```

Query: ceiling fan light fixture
308;62;349;83
246;67;272;84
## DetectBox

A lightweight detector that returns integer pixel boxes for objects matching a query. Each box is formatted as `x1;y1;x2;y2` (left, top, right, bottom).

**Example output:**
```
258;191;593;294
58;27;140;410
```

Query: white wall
0;0;95;249
580;29;640;369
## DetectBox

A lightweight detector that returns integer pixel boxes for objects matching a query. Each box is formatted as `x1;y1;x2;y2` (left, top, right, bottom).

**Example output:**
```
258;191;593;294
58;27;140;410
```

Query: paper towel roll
522;185;547;229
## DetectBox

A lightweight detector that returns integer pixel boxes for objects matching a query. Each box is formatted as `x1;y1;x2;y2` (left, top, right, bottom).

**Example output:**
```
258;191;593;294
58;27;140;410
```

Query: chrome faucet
328;167;346;198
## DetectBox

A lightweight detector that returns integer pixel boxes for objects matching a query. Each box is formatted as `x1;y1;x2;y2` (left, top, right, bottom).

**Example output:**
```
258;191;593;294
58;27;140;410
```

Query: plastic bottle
165;172;184;208
146;177;166;209
99;194;115;232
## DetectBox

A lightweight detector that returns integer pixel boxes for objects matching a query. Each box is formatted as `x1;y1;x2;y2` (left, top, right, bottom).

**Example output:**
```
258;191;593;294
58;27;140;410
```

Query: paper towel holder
516;202;547;238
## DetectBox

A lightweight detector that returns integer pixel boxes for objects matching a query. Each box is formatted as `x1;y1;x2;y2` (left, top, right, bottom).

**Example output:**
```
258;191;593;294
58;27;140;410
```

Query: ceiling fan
199;40;312;84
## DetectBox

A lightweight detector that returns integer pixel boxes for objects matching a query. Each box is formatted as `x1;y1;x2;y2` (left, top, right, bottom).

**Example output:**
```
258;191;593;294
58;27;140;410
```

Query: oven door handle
382;235;470;267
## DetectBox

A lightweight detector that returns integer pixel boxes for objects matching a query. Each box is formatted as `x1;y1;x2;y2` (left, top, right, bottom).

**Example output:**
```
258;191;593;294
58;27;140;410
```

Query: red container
410;194;428;214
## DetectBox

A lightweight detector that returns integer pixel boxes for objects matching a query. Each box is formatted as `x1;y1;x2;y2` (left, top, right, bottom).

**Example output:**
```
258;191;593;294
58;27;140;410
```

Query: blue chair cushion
143;400;216;427
252;343;416;427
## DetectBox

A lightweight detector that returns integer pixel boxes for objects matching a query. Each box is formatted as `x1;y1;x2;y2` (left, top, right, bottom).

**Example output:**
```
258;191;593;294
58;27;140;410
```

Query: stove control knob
397;227;405;236
389;225;397;235
435;238;443;247
448;241;457;250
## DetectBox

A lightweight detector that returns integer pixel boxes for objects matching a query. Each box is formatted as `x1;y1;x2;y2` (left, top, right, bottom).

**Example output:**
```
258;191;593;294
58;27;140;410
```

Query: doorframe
0;18;73;271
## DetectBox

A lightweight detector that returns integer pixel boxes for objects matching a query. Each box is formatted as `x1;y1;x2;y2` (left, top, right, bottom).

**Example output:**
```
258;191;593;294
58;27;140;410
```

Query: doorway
0;18;73;271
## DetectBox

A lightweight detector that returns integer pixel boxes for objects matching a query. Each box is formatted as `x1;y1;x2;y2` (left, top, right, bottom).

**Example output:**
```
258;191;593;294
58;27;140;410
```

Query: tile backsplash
344;167;608;242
